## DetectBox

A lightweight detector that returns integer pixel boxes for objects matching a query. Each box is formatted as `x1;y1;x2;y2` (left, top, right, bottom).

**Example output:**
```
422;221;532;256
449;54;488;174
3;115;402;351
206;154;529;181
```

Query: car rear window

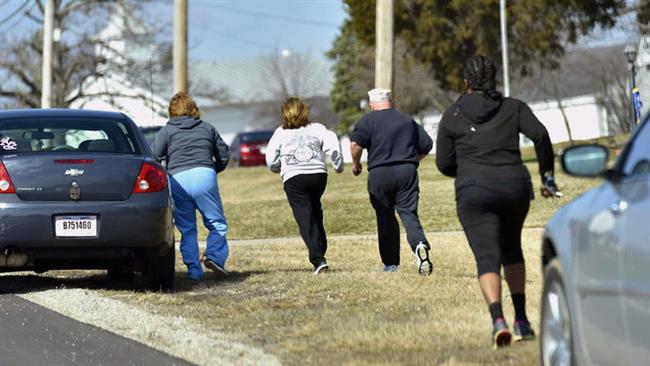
0;118;140;154
240;131;273;143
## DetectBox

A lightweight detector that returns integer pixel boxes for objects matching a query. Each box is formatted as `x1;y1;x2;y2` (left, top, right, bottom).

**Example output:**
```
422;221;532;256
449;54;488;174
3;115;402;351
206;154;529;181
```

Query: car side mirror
561;144;609;178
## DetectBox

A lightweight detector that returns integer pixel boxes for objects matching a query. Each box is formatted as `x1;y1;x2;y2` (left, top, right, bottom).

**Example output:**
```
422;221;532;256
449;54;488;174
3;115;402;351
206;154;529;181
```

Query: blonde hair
281;97;310;129
168;91;200;118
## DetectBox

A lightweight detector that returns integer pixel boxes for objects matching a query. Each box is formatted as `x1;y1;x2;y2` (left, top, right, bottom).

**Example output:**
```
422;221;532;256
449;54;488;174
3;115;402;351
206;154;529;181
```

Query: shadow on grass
0;269;261;295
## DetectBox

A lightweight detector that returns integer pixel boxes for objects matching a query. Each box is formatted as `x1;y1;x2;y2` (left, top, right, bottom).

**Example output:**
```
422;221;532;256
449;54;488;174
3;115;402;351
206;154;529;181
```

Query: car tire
540;258;575;366
142;244;176;292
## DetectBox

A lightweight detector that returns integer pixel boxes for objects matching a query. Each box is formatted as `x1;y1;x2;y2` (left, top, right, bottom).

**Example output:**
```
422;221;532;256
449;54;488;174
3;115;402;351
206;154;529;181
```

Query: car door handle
610;200;628;214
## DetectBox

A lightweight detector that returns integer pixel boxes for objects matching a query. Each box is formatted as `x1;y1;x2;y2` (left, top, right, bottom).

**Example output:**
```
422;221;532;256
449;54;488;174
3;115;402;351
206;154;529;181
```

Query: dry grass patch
100;229;544;365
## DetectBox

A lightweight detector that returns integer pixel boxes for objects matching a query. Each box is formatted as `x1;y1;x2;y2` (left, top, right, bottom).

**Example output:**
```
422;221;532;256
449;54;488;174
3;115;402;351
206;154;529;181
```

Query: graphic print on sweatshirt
282;134;322;166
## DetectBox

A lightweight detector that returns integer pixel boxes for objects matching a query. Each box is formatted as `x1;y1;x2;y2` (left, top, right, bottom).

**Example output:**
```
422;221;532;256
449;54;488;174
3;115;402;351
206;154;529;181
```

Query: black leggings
456;178;531;276
284;173;328;267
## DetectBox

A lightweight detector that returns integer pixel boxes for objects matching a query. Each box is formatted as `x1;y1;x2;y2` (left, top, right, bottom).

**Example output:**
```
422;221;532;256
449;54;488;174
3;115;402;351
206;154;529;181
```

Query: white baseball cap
368;88;392;103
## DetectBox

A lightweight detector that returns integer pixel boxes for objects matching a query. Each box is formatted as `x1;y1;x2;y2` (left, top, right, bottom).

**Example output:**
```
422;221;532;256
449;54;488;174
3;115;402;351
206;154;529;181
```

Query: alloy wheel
542;280;572;366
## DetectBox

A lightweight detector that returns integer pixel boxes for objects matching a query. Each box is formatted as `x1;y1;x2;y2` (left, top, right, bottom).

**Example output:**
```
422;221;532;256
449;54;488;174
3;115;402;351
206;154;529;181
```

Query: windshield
0;118;140;155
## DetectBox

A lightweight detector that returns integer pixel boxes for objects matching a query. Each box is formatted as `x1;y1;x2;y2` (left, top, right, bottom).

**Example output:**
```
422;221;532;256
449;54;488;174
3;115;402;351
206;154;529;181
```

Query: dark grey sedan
0;109;175;290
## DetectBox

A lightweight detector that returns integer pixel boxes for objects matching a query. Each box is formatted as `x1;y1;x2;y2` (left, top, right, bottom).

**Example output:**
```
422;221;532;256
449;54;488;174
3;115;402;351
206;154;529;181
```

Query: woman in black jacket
436;55;559;349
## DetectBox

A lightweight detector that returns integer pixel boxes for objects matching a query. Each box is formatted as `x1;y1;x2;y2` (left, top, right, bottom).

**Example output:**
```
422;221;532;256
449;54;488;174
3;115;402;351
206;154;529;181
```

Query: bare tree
254;51;338;129
0;0;170;109
547;72;575;145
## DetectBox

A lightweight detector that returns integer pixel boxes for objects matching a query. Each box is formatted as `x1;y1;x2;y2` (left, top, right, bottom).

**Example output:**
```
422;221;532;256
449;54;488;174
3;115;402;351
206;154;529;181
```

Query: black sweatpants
284;173;328;267
456;177;532;276
368;164;428;266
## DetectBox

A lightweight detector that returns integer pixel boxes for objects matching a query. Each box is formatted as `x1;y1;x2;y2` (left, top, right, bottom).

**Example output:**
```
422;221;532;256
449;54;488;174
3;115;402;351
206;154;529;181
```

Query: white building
421;94;611;152
68;6;168;127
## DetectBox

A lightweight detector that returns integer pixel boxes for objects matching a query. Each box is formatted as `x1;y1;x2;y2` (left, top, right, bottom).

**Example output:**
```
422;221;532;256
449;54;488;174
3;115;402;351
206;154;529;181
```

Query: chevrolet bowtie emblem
65;168;85;176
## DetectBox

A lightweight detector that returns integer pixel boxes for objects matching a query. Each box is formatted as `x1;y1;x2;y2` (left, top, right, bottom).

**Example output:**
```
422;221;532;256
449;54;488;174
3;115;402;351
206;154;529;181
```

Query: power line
211;4;340;28
0;1;35;32
196;22;274;49
0;0;29;27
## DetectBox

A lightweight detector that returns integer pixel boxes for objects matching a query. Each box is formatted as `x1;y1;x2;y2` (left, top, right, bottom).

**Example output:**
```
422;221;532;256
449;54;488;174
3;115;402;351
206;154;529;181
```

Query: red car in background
229;130;274;167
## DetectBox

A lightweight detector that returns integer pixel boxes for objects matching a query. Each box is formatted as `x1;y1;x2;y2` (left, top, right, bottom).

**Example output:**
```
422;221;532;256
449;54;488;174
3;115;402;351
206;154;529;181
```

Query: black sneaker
203;258;228;278
513;320;536;341
492;318;512;350
314;261;329;274
414;242;432;276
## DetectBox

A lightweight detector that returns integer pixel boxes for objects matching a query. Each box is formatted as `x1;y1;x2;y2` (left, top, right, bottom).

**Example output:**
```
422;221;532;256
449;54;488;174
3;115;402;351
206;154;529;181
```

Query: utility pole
499;0;510;97
41;0;54;108
173;0;188;93
375;0;393;91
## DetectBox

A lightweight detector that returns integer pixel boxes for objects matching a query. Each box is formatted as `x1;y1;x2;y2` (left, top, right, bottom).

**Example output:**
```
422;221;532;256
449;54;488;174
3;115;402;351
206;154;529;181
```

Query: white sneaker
314;261;329;274
415;242;432;276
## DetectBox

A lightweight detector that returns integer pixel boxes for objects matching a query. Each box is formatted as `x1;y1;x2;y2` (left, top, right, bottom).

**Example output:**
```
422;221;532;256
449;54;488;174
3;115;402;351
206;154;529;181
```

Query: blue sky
0;0;348;61
179;0;347;61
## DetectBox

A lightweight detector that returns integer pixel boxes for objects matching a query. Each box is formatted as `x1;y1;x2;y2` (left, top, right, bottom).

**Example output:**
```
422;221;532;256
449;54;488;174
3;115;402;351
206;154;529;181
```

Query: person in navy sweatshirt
349;88;433;275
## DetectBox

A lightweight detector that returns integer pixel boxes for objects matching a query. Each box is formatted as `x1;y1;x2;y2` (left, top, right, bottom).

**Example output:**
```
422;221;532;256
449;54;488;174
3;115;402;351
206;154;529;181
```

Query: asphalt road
0;294;194;366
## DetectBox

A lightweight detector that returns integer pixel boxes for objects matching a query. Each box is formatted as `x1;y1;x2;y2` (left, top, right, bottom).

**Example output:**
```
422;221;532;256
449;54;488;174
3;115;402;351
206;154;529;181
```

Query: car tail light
133;162;167;193
240;144;251;153
0;161;16;194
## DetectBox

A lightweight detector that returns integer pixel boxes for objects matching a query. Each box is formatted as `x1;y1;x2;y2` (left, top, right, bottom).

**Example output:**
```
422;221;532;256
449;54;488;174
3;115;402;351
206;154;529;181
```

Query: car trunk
2;154;144;201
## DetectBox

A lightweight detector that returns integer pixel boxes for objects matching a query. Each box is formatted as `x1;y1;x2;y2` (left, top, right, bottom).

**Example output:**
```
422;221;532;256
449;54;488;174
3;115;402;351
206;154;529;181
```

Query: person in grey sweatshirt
154;92;230;281
266;97;344;274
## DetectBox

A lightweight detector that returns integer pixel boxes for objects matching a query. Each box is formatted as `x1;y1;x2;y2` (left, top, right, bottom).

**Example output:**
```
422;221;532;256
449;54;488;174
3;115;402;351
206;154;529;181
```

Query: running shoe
492;318;512;350
314;260;329;275
203;258;228;278
513;320;536;341
414;242;432;276
383;264;399;272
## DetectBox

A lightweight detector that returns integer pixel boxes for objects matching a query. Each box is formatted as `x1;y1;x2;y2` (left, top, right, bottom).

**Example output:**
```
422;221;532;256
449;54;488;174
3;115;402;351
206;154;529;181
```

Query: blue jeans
169;167;229;280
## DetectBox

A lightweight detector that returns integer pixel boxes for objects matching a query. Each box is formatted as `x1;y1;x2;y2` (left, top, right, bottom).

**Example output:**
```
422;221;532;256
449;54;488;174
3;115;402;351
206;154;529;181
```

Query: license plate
55;216;97;237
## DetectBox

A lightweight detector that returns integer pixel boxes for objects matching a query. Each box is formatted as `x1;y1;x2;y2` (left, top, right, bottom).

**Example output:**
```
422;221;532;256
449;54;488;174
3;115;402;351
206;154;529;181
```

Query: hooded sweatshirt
435;93;554;188
266;122;344;182
154;116;230;175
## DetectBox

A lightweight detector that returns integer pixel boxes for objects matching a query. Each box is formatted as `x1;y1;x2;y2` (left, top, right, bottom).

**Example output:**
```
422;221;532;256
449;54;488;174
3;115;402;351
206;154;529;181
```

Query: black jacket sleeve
518;102;554;181
435;114;457;177
414;121;433;155
212;127;230;173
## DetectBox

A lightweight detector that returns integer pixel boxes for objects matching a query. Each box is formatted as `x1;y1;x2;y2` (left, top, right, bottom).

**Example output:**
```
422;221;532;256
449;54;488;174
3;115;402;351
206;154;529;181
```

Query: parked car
229;130;274;167
0;109;175;290
540;116;650;365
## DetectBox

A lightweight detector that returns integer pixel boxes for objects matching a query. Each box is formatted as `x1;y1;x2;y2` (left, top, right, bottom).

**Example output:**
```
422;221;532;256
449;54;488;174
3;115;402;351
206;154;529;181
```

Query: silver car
540;116;650;365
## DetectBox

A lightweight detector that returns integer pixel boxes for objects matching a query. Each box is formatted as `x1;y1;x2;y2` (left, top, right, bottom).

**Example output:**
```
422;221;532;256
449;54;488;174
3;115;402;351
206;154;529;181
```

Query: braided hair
463;55;502;100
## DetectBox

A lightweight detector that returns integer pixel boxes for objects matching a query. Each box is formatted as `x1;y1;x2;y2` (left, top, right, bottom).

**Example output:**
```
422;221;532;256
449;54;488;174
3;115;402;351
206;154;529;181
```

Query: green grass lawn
214;156;599;240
